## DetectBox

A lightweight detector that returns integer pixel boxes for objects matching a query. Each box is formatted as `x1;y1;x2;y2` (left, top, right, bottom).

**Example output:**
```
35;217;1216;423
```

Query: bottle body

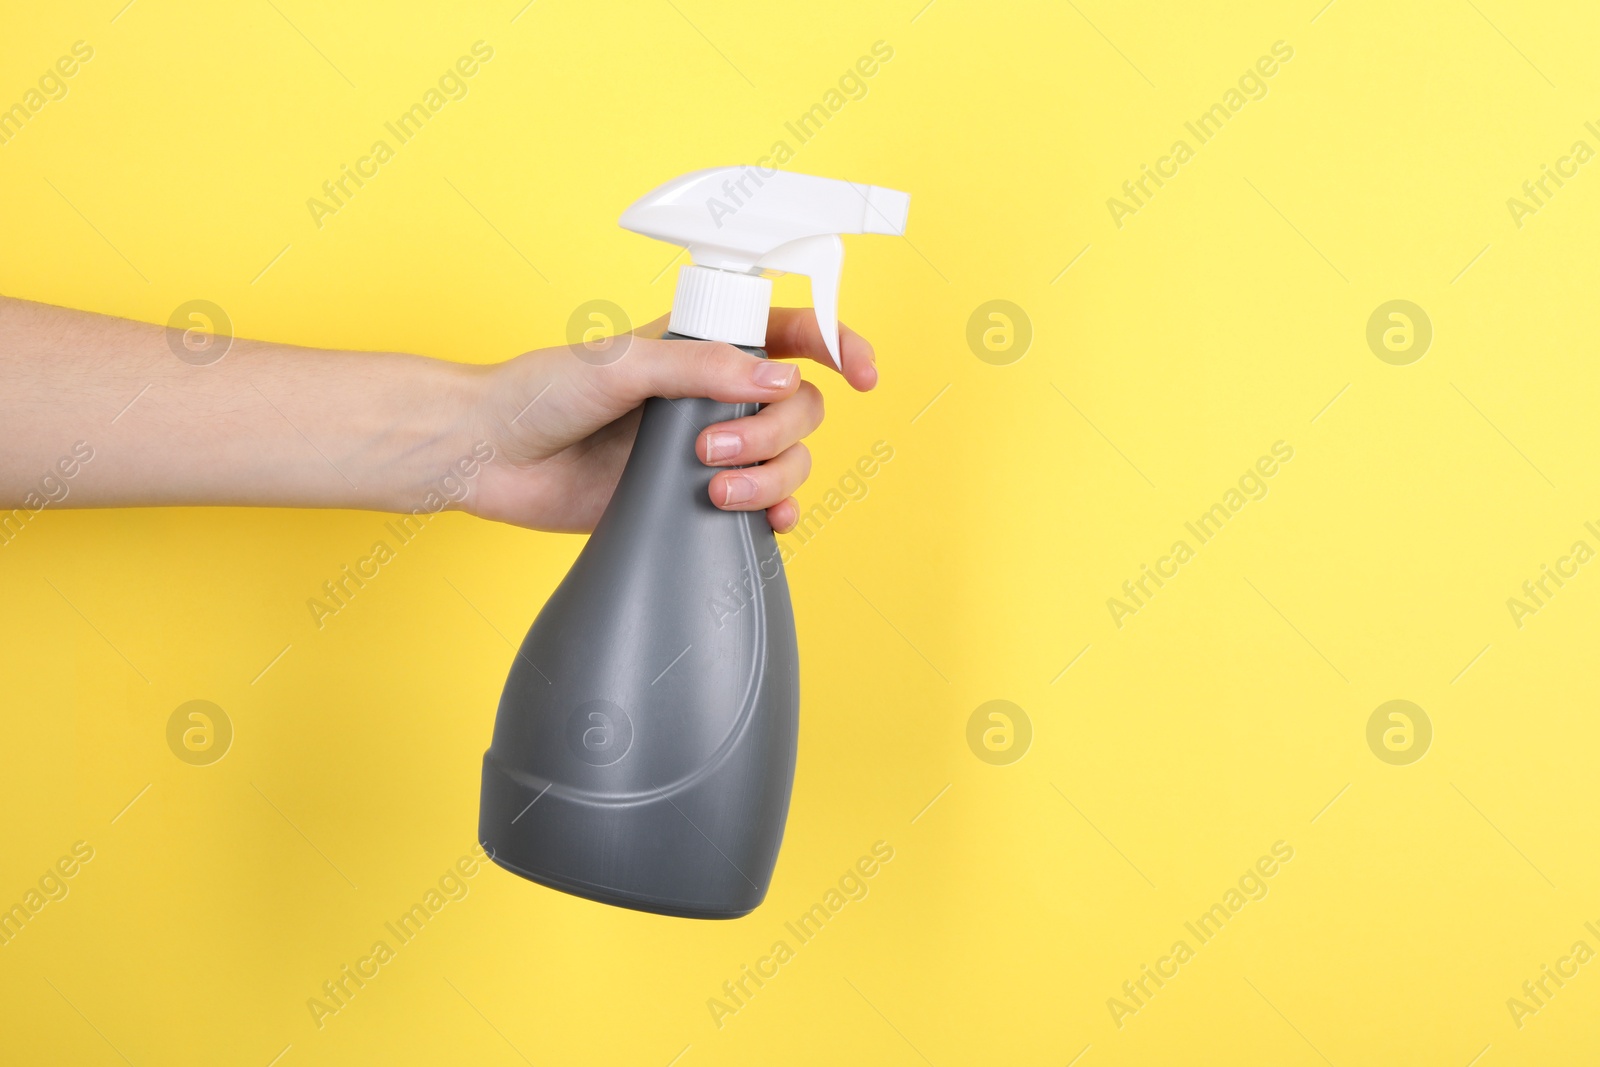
479;339;799;919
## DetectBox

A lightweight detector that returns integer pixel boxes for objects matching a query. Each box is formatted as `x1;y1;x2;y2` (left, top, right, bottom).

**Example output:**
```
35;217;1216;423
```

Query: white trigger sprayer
620;167;911;366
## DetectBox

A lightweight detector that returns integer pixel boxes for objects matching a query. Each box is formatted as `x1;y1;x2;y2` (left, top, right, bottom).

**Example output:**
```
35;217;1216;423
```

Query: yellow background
2;0;1596;1063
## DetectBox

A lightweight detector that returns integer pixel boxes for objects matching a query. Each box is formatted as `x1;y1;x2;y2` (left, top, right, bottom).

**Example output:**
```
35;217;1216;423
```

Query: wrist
361;354;495;516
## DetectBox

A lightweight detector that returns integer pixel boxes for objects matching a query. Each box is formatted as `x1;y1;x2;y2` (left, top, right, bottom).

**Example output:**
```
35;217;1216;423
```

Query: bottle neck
668;264;771;347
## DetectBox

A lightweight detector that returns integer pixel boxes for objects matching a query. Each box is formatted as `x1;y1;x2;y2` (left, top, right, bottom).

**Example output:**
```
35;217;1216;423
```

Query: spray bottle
478;167;910;918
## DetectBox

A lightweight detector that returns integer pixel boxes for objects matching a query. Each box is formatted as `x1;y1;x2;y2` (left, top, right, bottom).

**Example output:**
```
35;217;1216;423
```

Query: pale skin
0;296;878;532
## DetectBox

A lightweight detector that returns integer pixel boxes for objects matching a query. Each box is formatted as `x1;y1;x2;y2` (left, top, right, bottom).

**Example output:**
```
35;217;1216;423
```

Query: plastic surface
667;264;772;349
620;167;911;368
479;337;799;919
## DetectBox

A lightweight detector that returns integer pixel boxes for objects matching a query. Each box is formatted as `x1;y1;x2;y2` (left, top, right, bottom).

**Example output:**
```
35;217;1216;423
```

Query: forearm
0;296;488;514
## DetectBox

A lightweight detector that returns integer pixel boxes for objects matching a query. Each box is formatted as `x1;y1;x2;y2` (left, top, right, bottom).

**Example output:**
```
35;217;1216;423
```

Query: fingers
710;443;811;513
588;313;866;530
625;309;876;391
764;308;877;392
614;336;803;407
767;497;800;533
698;381;823;466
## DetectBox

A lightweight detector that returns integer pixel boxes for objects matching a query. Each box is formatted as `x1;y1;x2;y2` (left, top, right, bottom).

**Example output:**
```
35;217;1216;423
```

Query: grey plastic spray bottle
479;168;912;918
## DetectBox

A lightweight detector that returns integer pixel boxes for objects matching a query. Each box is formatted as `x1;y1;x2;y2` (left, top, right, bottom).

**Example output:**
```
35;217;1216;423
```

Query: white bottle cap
669;265;772;348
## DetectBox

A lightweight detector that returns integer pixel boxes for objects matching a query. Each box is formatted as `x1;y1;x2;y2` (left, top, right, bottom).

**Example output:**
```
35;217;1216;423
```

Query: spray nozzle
620;167;911;367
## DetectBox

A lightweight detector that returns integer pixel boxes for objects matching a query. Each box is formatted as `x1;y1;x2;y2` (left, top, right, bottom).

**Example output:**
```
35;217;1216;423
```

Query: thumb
604;335;803;406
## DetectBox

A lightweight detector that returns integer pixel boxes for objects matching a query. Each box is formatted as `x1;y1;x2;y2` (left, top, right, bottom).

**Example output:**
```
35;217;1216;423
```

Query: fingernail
722;474;758;506
704;431;740;462
752;362;797;389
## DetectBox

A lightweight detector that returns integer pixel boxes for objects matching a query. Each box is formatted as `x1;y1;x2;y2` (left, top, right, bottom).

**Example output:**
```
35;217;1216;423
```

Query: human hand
0;295;873;533
466;308;877;534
